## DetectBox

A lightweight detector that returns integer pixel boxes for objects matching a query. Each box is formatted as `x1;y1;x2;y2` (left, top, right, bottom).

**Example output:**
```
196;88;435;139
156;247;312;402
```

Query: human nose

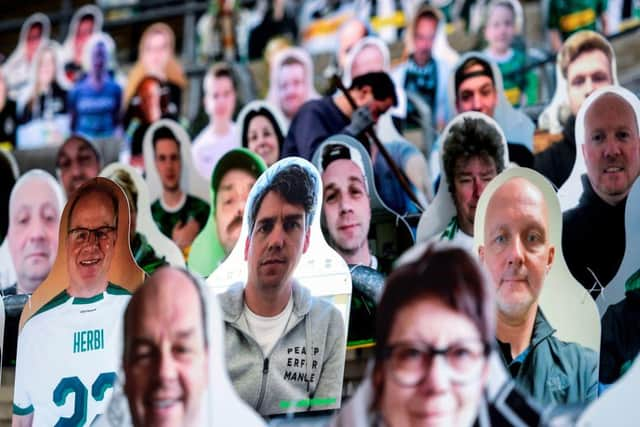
419;353;450;393
507;236;525;267
157;347;178;381
603;138;622;158
471;94;482;111
27;217;47;241
267;223;285;250
339;195;354;214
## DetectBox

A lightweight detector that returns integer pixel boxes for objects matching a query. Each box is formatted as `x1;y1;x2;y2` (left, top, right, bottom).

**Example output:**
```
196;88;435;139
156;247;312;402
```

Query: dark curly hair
442;116;505;195
241;107;285;153
248;163;317;233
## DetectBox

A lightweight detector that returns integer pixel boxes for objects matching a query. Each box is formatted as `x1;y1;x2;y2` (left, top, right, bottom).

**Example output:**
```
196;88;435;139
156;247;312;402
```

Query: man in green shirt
149;125;209;258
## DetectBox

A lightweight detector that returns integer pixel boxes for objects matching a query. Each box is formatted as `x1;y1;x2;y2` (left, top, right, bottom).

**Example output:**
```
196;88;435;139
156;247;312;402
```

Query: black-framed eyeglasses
68;226;116;245
383;340;490;386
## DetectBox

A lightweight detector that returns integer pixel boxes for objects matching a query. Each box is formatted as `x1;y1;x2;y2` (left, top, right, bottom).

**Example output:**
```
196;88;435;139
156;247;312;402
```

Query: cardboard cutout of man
146;122;210;257
535;31;616;189
218;160;346;415
451;52;534;167
189;148;267;278
562;86;640;298
12;178;144;426
56;135;101;198
479;175;598;406
122;267;209;427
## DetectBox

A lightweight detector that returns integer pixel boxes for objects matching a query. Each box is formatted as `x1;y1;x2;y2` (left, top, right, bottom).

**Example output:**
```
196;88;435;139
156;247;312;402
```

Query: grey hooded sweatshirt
218;281;346;416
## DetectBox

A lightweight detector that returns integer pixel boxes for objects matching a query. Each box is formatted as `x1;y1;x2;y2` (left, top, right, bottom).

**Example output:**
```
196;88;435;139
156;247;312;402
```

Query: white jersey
13;284;131;426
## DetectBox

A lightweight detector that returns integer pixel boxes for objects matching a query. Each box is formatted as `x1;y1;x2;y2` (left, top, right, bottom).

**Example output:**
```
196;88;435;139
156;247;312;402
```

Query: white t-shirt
13;284;131;426
191;123;239;181
242;297;294;356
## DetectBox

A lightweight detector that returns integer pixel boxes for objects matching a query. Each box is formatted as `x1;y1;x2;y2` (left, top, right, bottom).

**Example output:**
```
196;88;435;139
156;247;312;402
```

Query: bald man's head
123;267;209;427
479;178;555;321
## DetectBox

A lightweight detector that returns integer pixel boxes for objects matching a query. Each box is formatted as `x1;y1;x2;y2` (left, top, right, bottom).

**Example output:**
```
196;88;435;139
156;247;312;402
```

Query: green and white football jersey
13;284;131;426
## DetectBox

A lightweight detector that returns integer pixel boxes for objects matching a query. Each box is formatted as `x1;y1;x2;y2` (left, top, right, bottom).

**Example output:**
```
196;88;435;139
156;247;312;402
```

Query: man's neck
16;279;39;295
333;94;354;118
162;188;184;208
211;119;231;136
89;72;106;89
244;280;293;317
340;243;371;266
68;280;108;298
496;304;538;359
458;218;474;237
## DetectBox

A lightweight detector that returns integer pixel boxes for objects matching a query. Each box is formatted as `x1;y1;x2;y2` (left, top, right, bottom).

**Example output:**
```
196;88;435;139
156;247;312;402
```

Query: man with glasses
13;179;133;426
478;177;598;405
56;134;101;197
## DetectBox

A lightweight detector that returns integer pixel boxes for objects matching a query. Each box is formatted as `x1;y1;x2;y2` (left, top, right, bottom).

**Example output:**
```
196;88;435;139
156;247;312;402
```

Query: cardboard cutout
596;176;640;312
16;41;72;149
0;149;20;288
207;157;350;415
142;118;209;203
538;33;618;135
206;158;351;323
99;163;184;268
341;37;407;148
558;86;640;212
266;47;320;124
449;51;535;152
3;13;51;99
61;5;103;71
474;167;600;351
235;100;289;166
416;112;510;250
19;177;144;330
92;273;265;427
577;355;640;426
312;134;415;275
188;148;267;278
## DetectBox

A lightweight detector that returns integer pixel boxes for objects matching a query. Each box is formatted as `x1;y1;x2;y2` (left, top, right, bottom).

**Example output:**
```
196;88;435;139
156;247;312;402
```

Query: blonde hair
124;23;187;106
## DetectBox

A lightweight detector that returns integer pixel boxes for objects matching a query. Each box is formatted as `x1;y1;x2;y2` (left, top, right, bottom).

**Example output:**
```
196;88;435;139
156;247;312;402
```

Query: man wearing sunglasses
479;176;598;406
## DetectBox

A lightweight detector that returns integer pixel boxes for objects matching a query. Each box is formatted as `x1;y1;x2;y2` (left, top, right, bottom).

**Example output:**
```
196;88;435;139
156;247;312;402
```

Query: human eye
570;75;586;87
616;129;631;141
284;219;302;231
592;72;610;83
42;206;57;223
460;91;472;102
526;230;543;244
96;227;112;240
131;344;154;363
16;211;30;225
72;229;89;243
493;233;507;245
349;186;363;197
324;190;338;203
394;345;423;363
590;131;604;144
257;221;274;234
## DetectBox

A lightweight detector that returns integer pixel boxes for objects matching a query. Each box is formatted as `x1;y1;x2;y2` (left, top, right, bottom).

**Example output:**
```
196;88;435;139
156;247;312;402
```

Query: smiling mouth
604;167;623;173
79;259;101;266
261;259;285;266
150;398;180;409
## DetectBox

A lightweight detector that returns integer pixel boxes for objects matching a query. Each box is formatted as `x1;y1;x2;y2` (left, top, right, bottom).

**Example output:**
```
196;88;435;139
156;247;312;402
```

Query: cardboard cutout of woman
100;163;184;271
123;23;187;116
417;111;510;251
3;13;51;99
60;4;103;83
236;100;288;167
16;41;71;149
207;157;350;416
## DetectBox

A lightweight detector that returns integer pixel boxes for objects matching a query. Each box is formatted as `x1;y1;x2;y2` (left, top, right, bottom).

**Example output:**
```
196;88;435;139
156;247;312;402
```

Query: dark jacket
498;309;598;406
600;271;640;384
534;115;576;190
131;232;167;275
563;174;626;298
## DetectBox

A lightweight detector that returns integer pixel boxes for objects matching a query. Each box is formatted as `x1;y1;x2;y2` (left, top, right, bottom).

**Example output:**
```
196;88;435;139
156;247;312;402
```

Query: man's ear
302;228;311;254
546;245;555;274
244;236;250;261
478;244;485;262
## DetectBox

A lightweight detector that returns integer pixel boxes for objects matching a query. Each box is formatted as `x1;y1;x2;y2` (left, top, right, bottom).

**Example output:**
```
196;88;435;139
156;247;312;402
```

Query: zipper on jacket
256;358;269;410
